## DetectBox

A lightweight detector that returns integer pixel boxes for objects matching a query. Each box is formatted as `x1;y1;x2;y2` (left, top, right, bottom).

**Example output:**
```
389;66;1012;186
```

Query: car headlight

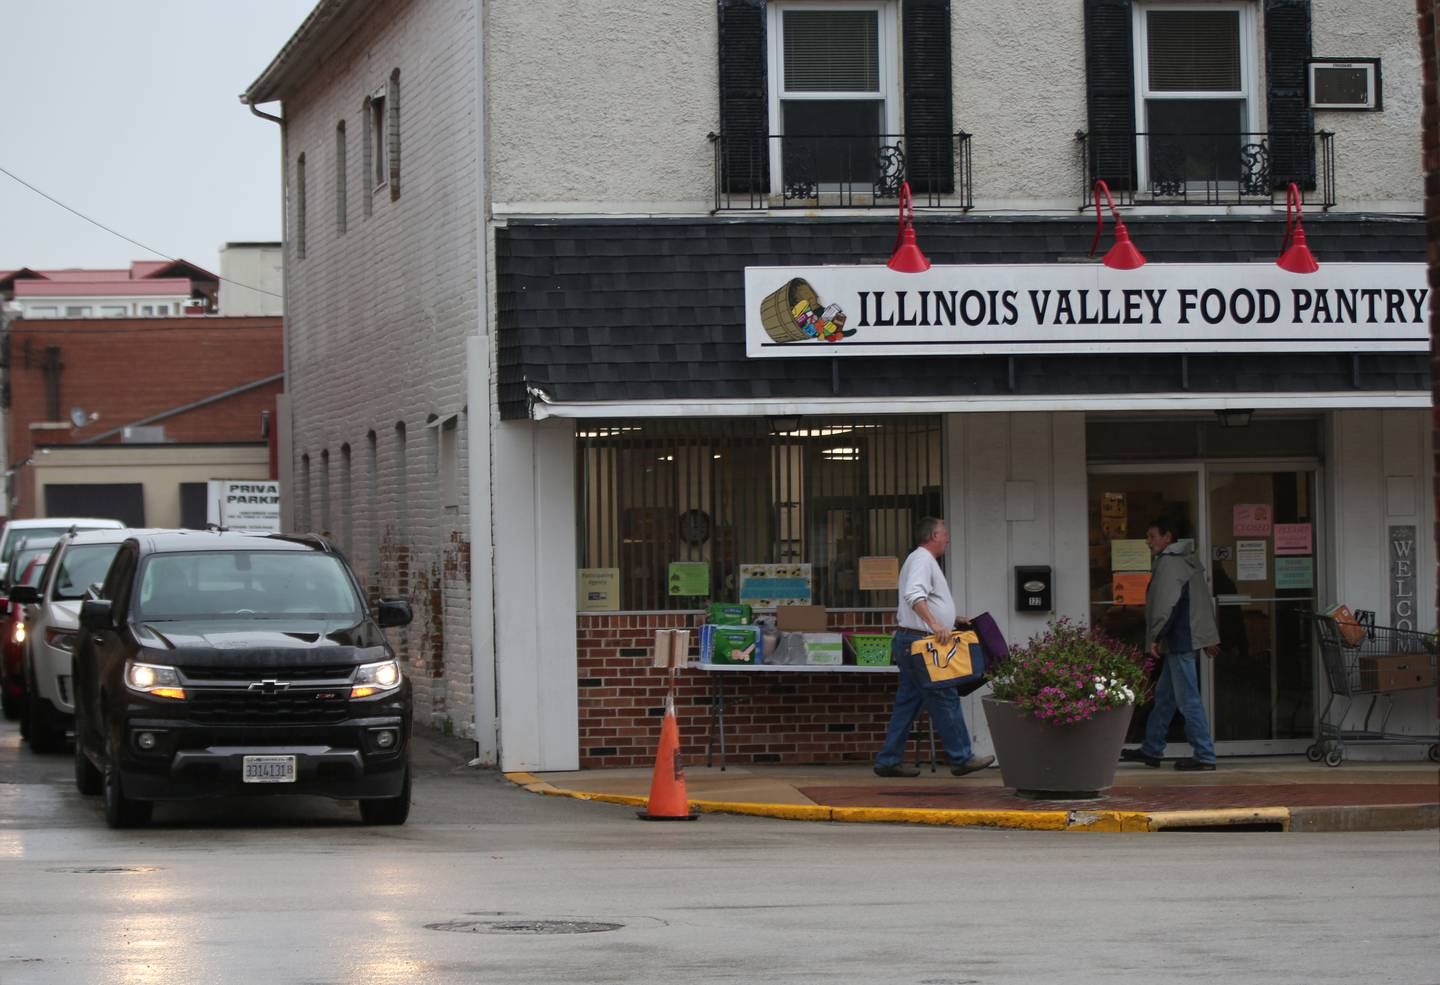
45;628;77;652
351;658;402;698
124;660;186;700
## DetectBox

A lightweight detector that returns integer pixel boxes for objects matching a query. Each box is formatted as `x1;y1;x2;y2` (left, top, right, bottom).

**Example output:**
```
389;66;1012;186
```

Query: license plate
242;755;297;783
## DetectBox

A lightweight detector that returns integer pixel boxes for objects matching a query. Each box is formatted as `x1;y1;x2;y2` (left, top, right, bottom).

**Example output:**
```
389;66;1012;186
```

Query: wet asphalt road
1;719;1437;985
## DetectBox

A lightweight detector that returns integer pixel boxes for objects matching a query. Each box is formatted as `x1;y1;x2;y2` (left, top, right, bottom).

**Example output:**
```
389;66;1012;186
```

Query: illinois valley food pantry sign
744;264;1427;357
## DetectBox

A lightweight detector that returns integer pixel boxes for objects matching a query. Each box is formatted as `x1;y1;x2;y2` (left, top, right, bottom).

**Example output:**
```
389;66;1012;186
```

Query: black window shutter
902;0;953;195
1083;0;1136;192
1265;0;1314;190
718;0;768;194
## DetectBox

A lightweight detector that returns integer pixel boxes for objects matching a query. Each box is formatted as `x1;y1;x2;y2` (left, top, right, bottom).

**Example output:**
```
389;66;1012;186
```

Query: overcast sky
0;1;317;275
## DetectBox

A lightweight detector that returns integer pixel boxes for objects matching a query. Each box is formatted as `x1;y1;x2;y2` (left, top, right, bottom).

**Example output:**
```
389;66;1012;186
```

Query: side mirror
79;599;115;632
7;585;39;606
376;598;413;628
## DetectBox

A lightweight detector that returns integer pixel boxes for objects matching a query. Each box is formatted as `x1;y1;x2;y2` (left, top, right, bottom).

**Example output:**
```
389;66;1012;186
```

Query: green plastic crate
847;633;893;667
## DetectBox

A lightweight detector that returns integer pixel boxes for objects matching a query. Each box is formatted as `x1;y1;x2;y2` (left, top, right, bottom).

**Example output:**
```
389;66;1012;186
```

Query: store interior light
1088;179;1146;270
1276;182;1320;274
886;181;931;273
1215;408;1254;428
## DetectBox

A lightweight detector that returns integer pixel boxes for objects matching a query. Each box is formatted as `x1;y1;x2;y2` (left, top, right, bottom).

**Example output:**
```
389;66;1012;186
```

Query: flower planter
982;697;1135;799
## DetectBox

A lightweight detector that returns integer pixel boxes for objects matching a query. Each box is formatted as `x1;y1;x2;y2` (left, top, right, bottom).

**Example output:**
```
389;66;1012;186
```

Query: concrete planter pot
982;697;1136;799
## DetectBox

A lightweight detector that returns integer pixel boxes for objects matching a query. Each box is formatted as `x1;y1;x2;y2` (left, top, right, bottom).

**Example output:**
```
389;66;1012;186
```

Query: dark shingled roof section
495;215;1426;419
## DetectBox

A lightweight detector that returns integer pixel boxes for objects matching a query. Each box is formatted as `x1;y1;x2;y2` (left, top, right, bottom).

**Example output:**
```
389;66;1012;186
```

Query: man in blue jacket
1120;517;1220;771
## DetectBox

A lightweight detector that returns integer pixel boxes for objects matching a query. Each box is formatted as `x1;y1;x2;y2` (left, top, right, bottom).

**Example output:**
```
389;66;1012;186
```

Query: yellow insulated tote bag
910;630;985;690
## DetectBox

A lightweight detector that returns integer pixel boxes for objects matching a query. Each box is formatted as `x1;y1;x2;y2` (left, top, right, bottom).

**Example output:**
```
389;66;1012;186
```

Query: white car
17;528;139;752
0;517;124;584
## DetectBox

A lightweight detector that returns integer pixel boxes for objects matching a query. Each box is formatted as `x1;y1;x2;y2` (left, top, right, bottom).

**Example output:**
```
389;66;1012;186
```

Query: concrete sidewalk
507;756;1440;832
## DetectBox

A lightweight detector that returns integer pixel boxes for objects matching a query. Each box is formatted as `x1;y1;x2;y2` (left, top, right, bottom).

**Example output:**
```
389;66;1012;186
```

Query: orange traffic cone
637;695;698;821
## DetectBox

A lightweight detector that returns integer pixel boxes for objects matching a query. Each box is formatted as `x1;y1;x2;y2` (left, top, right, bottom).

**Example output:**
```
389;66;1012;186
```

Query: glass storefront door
1087;463;1321;755
1207;469;1317;750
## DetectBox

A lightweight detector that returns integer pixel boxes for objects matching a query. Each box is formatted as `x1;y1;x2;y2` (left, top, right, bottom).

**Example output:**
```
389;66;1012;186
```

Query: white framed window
766;1;900;196
100;305;127;317
431;414;459;509
1133;2;1259;190
63;305;92;317
368;87;388;191
295;152;307;259
27;306;57;318
139;304;171;317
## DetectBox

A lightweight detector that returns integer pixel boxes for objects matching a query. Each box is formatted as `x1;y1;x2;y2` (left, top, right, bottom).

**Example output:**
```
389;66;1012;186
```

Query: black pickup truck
71;530;413;828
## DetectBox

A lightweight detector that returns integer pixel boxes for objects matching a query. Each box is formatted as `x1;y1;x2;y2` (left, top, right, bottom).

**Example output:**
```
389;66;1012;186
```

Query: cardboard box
777;605;827;633
803;632;844;666
1358;655;1436;691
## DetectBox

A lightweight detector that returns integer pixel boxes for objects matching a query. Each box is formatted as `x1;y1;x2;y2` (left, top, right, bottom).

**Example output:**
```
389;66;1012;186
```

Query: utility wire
0;163;285;301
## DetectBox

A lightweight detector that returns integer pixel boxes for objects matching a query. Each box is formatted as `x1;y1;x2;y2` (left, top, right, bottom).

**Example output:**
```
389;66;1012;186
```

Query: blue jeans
875;631;974;767
1142;648;1216;764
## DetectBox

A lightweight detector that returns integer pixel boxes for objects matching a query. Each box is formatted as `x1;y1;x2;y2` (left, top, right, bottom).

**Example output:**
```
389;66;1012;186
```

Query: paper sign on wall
1273;523;1313;556
858;556;899;591
1111;539;1152;571
1112;572;1151;606
577;568;620;611
1233;504;1273;537
668;562;710;597
1275;557;1314;590
1236;540;1268;581
739;563;813;606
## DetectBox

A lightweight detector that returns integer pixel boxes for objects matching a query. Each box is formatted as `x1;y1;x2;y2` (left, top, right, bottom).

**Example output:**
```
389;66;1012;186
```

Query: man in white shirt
874;517;995;778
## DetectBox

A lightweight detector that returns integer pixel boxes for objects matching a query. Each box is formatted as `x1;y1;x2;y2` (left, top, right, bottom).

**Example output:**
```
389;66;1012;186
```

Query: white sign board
208;479;282;533
744;263;1427;357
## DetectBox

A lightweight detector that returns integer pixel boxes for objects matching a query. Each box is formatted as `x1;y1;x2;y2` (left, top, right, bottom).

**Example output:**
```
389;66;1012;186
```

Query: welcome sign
744;263;1427;357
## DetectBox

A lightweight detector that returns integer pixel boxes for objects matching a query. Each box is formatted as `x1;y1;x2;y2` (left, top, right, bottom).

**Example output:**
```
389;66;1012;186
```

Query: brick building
247;0;1433;772
2;315;282;526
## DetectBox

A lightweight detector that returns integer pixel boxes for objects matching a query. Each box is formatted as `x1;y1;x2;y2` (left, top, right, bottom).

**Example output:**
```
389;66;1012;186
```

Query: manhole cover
45;866;159;875
427;919;624;935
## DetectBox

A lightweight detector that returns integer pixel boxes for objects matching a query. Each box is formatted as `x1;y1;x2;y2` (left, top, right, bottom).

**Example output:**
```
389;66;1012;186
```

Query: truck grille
186;686;351;724
180;665;356;683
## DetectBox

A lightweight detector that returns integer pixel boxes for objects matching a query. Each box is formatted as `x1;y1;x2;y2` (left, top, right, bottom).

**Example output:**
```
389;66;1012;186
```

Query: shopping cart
1308;614;1439;767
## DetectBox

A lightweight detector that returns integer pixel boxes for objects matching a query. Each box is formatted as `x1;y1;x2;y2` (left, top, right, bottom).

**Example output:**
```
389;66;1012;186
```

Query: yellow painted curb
503;773;1291;833
1146;807;1291;831
831;806;1071;830
691;800;834;822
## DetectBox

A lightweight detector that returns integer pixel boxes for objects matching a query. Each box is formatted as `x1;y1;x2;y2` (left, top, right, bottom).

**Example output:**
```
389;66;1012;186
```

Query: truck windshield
135;551;364;621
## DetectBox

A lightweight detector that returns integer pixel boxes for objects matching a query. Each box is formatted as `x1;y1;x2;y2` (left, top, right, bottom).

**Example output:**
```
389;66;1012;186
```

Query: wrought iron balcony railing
1077;130;1335;210
709;131;973;211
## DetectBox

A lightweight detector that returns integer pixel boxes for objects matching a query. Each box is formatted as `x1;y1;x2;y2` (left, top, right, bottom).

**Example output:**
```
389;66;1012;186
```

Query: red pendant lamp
887;181;931;273
1276;182;1319;274
1088;180;1145;269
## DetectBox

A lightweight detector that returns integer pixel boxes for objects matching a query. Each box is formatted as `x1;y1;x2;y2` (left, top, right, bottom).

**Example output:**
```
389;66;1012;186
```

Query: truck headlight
124;660;185;700
351;658;402;698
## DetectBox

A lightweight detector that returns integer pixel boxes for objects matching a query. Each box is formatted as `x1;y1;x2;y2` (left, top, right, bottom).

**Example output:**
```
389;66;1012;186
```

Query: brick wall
4;315;282;518
279;0;479;737
1423;0;1440;624
578;610;918;769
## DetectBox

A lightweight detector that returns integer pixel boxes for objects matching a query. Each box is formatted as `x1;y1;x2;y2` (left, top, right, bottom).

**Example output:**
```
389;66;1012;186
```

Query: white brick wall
281;0;481;738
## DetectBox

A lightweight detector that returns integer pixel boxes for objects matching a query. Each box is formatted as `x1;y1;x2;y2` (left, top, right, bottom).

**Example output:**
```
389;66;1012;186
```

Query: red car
0;543;54;720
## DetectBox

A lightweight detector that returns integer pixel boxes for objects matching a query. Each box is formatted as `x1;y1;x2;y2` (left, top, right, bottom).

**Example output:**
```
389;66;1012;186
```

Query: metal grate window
576;416;943;611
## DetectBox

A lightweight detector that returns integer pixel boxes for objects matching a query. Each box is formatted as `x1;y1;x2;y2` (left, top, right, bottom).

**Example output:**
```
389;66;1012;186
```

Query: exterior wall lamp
886;181;931;273
1088;180;1146;269
1276;182;1320;274
1215;408;1254;428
